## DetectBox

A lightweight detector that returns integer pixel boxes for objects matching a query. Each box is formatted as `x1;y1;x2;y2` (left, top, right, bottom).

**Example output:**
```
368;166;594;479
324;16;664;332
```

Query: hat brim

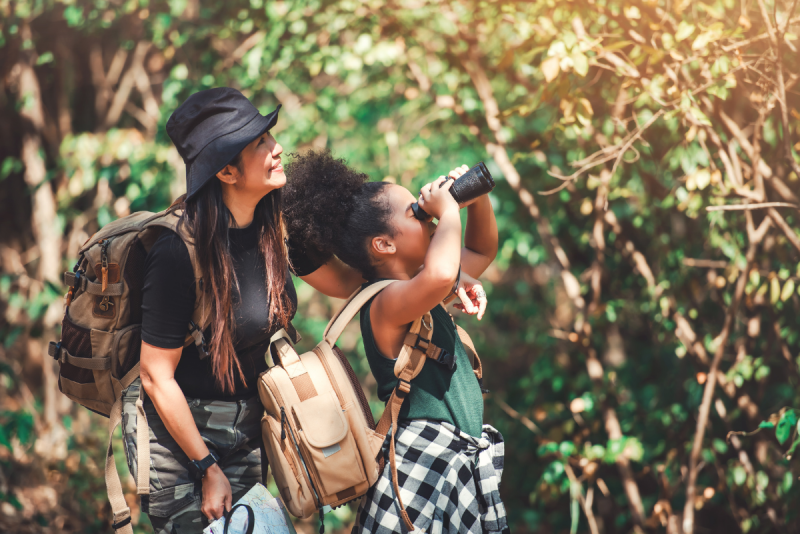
185;104;281;200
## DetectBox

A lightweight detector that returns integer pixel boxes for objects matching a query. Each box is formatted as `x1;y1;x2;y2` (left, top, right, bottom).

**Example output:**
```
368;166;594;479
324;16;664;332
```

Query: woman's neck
221;187;257;228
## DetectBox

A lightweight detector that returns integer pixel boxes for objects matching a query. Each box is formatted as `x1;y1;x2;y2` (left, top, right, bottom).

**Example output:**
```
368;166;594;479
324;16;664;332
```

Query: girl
283;150;508;533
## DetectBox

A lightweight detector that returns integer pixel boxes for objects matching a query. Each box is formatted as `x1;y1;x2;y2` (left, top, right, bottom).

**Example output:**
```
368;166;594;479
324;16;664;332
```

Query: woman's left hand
452;271;488;320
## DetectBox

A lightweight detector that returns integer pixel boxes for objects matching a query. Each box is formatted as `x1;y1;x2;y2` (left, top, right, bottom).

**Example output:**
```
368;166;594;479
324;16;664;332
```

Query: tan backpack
258;280;484;532
49;208;217;534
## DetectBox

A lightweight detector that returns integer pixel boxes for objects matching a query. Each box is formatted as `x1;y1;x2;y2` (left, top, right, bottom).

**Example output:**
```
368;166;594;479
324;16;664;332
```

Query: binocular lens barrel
411;162;495;220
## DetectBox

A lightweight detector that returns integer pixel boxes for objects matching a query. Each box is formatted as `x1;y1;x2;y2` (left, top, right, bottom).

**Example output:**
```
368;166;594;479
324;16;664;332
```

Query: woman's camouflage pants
121;379;263;534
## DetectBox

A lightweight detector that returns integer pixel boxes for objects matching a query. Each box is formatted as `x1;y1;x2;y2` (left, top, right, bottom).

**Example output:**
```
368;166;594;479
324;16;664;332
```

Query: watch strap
189;451;219;480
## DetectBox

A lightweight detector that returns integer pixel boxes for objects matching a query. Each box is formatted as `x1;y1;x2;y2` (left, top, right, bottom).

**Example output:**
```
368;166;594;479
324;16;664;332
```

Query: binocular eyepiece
411;162;495;220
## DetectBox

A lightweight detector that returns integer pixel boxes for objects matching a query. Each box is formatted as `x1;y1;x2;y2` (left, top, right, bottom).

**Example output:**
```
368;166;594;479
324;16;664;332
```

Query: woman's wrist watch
188;451;219;481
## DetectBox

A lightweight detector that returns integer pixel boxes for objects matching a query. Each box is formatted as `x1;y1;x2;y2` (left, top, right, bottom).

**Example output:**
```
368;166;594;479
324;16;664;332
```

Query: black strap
222;503;255;534
111;517;131;530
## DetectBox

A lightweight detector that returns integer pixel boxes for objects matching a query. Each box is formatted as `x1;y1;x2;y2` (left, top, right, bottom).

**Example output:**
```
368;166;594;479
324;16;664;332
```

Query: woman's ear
216;164;239;185
371;235;396;257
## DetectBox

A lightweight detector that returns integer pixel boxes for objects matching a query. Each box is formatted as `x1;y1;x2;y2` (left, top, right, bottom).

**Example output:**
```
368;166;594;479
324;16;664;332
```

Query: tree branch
682;215;771;534
104;42;150;129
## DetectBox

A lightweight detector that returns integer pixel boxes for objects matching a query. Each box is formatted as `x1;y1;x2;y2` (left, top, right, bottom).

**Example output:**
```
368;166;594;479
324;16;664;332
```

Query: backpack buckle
433;349;456;371
111;510;132;531
49;341;62;361
188;320;210;359
409;334;431;354
397;379;411;394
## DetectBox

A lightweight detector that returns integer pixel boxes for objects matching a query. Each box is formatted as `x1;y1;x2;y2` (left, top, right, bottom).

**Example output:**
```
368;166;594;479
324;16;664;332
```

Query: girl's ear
371;235;396;257
216;164;239;185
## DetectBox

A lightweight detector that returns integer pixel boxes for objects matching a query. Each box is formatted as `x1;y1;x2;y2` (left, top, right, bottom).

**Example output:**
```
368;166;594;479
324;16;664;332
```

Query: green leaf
771;277;782;304
776;410;798;445
572;52;588;77
781;279;795;302
733;466;747;486
559;441;577;457
36;52;54;65
675;21;696;41
537;442;559;456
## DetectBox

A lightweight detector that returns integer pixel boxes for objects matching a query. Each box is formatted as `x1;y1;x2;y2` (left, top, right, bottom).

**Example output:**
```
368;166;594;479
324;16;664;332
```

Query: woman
120;88;486;533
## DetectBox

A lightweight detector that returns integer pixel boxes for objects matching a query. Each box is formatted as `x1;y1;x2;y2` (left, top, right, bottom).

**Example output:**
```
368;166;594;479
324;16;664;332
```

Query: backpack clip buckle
397;379;411;394
409;334;431;354
188;320;210;359
433;349;456;371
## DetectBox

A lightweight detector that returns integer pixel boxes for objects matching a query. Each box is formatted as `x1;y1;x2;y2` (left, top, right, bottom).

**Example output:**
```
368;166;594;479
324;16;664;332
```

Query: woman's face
234;131;285;195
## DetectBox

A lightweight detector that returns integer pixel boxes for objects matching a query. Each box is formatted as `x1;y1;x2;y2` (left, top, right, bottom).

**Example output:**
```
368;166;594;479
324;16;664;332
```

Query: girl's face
235;131;285;195
381;184;437;270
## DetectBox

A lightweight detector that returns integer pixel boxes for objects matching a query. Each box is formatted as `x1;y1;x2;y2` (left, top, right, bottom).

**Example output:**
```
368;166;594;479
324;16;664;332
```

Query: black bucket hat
166;87;281;200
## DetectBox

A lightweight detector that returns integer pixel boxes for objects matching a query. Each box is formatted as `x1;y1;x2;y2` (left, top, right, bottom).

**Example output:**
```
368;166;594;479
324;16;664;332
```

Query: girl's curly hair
283;149;394;280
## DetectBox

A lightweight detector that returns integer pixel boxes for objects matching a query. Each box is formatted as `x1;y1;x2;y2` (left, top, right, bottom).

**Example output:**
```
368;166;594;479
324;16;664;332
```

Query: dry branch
563;462;602;534
706;202;799;211
104;42;151;128
681;258;730;269
494;397;541;435
456;42;584;310
221;31;266;70
766;207;800;255
543;110;663;194
682;215;771;534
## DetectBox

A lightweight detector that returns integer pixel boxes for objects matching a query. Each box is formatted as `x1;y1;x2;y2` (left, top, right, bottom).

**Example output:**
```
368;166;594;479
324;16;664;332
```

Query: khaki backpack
258;280;484;532
49;208;218;534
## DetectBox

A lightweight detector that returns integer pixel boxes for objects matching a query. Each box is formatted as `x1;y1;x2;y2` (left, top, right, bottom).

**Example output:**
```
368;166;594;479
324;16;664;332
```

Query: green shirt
360;290;484;438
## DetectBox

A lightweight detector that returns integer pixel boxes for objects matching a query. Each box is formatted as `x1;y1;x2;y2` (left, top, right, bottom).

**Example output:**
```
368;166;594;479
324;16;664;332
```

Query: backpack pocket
57;314;114;416
261;413;316;518
112;324;141;380
291;391;366;497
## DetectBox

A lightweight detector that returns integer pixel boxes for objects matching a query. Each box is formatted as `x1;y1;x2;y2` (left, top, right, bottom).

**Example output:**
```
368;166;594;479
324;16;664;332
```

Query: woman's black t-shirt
141;224;321;401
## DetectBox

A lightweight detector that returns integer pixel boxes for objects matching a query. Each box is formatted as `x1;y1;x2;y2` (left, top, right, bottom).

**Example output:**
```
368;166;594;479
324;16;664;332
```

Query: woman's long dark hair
172;170;292;394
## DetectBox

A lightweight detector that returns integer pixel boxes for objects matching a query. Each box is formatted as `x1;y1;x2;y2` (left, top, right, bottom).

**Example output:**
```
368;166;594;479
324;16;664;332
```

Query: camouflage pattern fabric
121;379;263;534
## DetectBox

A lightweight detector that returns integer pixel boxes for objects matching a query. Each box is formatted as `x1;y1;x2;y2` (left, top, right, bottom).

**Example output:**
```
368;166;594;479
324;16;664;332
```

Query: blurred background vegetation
1;0;799;532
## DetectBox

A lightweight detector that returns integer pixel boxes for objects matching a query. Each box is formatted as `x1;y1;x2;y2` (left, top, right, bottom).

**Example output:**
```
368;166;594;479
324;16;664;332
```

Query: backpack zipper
100;238;112;293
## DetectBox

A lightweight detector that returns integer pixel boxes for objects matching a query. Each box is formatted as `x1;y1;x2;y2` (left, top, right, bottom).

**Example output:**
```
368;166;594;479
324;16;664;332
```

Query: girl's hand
201;464;232;521
418;176;459;220
448;164;482;208
452;271;488;320
447;164;469;181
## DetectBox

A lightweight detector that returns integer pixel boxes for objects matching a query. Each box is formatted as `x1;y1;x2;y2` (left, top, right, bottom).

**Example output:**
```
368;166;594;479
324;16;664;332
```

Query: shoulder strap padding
142;209;212;338
455;324;482;380
323;280;396;345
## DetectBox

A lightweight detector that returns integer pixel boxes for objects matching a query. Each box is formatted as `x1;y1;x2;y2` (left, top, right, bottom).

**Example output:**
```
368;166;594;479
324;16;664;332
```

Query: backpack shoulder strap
143;209;212;353
455;324;483;382
323;280;396;345
372;311;434;532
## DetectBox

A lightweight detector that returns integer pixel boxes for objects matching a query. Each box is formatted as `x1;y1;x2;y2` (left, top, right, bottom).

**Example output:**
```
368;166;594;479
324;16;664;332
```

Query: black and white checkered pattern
353;420;509;533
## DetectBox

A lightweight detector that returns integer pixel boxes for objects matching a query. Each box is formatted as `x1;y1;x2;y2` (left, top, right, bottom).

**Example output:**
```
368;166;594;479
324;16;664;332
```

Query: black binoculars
411;162;495;220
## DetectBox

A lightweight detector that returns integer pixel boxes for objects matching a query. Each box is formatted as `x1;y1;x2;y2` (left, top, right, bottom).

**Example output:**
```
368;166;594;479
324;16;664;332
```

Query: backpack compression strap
373;313;433;532
104;363;148;534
